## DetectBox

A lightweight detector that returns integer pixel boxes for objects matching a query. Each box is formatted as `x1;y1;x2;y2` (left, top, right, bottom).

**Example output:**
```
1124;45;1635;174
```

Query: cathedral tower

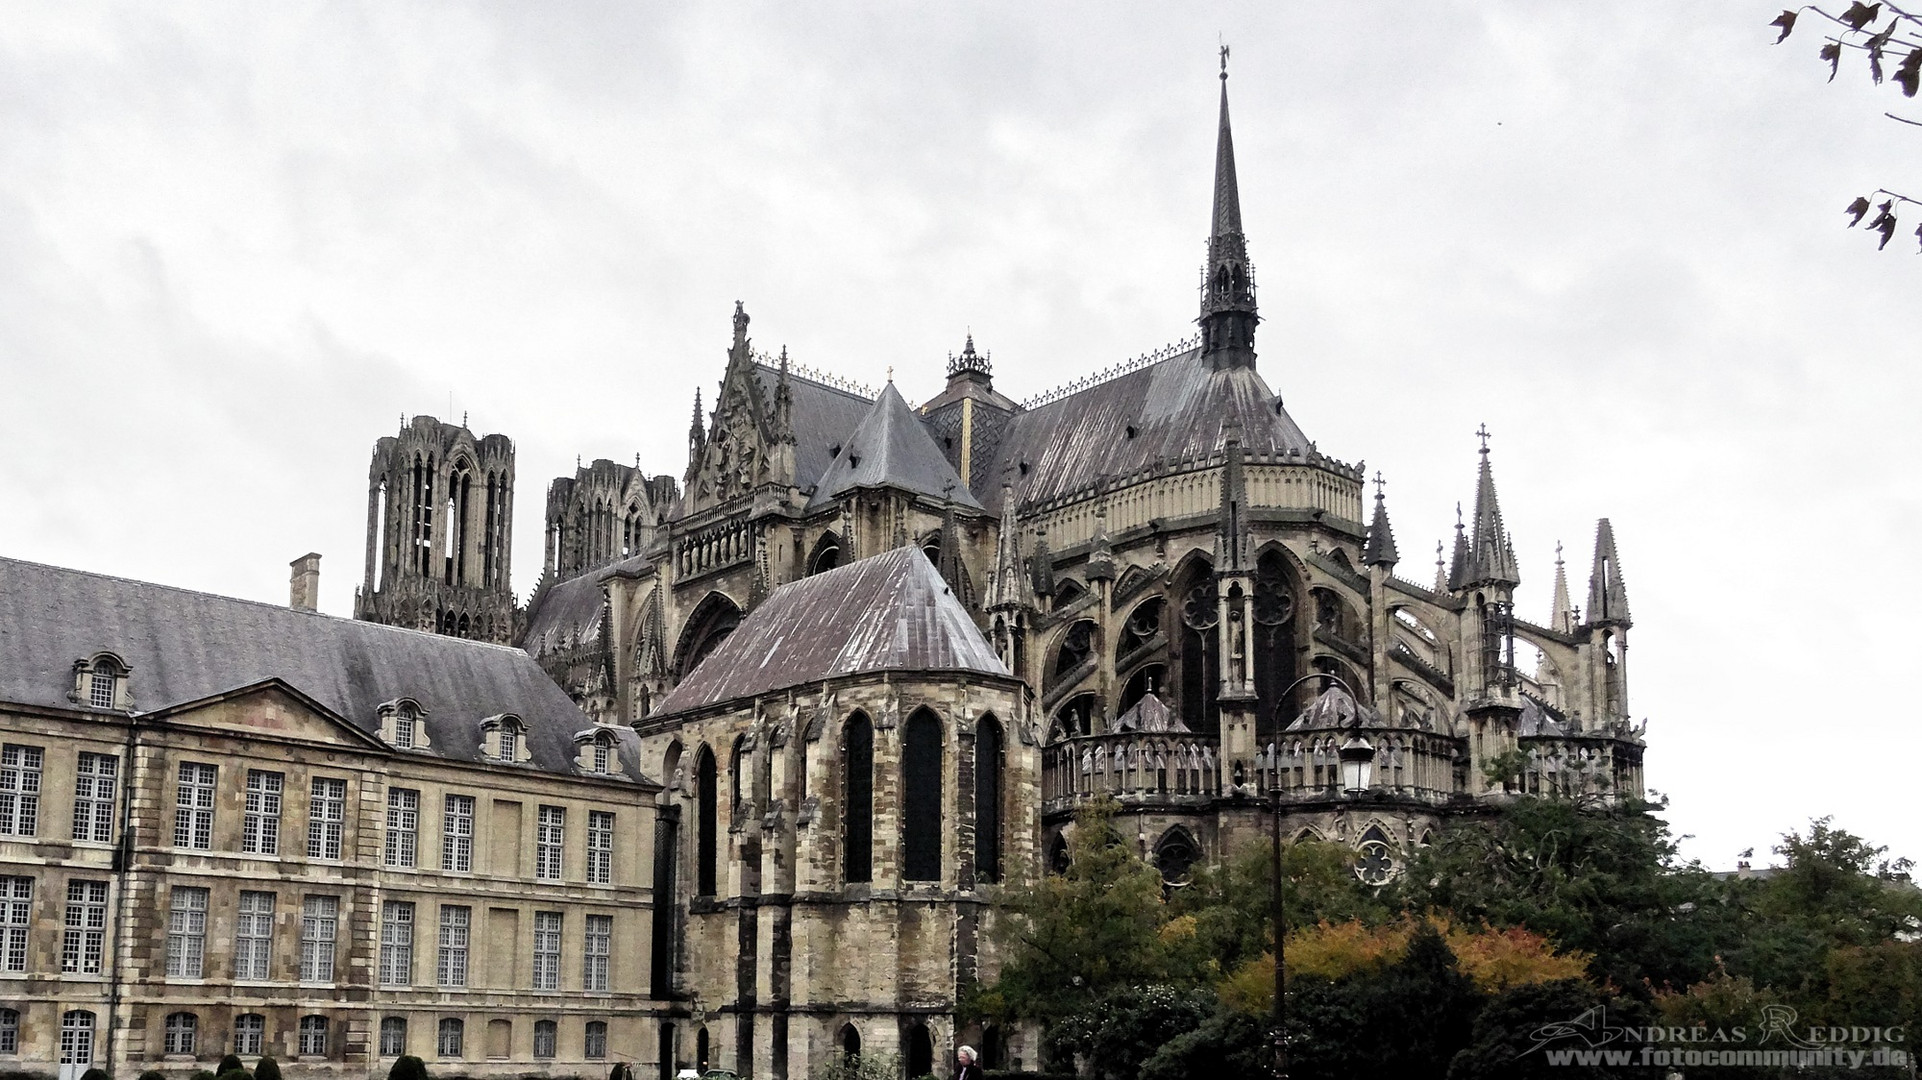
356;414;518;643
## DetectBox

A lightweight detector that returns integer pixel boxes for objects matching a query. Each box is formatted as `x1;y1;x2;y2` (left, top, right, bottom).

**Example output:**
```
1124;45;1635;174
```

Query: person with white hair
954;1044;984;1080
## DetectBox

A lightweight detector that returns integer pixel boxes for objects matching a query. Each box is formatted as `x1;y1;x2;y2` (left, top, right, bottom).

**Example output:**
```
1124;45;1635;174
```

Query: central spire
1199;49;1259;372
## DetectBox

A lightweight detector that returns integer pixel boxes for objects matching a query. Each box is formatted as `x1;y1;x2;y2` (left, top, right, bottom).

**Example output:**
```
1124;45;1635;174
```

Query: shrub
79;1070;109;1080
139;1071;167;1080
218;1057;243;1076
252;1060;280;1080
386;1055;429;1080
214;1069;249;1080
189;1071;216;1080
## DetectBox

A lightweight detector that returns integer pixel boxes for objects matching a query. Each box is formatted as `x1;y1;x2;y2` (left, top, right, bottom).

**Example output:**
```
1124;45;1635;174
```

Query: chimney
1736;860;1752;879
290;553;322;612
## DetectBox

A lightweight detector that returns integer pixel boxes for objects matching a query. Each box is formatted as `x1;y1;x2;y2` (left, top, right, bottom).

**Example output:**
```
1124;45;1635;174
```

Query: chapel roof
654;545;1008;715
806;382;981;511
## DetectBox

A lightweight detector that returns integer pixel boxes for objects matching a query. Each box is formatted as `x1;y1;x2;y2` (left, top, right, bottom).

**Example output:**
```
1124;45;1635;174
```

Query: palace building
0;64;1641;1080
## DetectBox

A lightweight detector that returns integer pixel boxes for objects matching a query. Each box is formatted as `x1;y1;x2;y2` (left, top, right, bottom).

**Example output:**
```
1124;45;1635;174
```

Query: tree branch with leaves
1771;2;1922;249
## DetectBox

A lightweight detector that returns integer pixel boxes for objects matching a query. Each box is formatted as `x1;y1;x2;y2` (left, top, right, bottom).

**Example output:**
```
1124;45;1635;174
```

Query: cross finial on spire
1373;470;1386;498
1456;501;1464;527
1555;540;1564;567
1220;41;1230;80
886;365;894;383
1476;423;1491;453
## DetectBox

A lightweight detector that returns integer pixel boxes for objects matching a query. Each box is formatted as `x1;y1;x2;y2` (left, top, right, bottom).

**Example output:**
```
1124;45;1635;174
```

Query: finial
779;344;789;370
462;410;468;428
1373;470;1386;500
886;365;894;383
1455;502;1464;527
1219;41;1229;80
576;454;582;469
1555;540;1564;567
1476;422;1491;453
1436;540;1445;564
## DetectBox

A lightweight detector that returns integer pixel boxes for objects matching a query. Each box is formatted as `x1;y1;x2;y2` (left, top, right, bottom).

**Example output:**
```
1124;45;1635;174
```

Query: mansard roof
748;362;874;492
805;382;981;511
654;545;1009;716
0;556;639;781
982;346;1311;512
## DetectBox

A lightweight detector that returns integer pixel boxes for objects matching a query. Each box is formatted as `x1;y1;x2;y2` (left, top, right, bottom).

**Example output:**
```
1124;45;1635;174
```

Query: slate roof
982;347;1311;511
806;383;981;511
654;545;1009;715
522;569;608;658
0;557;646;782
748;362;875;492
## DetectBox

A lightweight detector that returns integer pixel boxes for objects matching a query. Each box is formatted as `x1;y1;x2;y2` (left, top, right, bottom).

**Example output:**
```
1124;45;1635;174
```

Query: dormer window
481;715;529;764
574;729;621;776
71;654;129;712
377;699;431;752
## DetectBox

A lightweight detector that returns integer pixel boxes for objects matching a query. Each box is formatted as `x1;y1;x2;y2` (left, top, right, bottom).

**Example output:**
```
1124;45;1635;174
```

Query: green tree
217;1056;244;1076
251;1059;281;1080
972;797;1171;1026
1042;984;1213;1080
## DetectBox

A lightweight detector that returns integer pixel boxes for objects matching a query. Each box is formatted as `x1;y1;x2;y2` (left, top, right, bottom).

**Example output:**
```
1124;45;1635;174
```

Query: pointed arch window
843;713;873;885
974;715;1004;883
902;709;943;882
695;746;718;896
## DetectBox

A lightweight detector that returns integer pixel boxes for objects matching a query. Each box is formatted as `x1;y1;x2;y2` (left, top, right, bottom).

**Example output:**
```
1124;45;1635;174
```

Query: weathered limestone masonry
637;550;1036;1079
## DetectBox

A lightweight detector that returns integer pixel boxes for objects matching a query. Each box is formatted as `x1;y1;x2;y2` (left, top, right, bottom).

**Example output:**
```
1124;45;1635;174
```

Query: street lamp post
1269;671;1371;1080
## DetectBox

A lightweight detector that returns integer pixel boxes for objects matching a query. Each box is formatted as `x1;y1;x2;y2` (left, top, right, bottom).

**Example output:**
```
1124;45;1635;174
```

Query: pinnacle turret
1549;542;1576;633
985;480;1033;611
1585;518;1630;628
1462;427;1520;588
1447;505;1470;591
1362;475;1399;568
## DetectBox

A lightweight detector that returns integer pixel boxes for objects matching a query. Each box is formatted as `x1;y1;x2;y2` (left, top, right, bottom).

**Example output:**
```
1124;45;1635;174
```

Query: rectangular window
62;880;107;974
583;913;611;992
307;777;346;859
385;789;418;868
300;895;338;982
0;877;30;973
442;795;474;872
437;1018;463;1058
533;1019;556;1059
587;810;614;884
235;891;274;980
0;745;43;837
70;753;117;843
379;1017;407;1057
532;911;561;990
584;1020;606;1060
173;762;215;849
298;1014;327;1056
536;805;564;880
379;900;414;986
234;1014;264;1056
436;905;469;987
165;886;208;978
242;770;282;855
88;670;115;710
393;711;415;749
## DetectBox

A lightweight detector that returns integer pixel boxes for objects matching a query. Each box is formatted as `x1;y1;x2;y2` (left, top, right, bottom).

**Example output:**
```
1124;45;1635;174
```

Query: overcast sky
3;4;1915;870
